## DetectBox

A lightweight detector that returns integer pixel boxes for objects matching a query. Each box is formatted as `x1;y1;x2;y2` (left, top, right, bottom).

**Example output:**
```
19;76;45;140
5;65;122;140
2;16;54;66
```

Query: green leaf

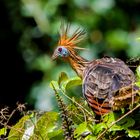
8;111;62;140
127;129;140;138
48;129;63;139
34;112;60;139
105;113;122;131
50;73;82;92
22;112;37;140
58;72;69;86
116;117;135;130
110;124;122;131
84;135;97;140
103;112;119;125
0;128;7;136
92;123;107;135
8;115;30;140
61;76;82;91
74;122;89;138
102;112;135;132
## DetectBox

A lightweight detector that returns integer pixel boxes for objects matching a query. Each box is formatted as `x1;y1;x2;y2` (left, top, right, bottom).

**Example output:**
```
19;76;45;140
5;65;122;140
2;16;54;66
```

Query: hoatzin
52;23;140;115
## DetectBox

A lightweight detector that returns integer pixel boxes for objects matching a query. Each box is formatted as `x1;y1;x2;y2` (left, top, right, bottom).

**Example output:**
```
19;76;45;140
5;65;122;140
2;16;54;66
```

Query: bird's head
52;23;86;60
52;46;69;60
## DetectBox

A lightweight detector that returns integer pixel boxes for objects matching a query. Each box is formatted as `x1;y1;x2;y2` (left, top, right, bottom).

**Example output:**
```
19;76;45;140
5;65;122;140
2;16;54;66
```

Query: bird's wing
82;57;135;115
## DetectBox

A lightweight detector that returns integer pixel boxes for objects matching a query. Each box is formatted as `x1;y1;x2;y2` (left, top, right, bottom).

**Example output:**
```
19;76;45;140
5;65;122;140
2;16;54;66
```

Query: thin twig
5;109;16;125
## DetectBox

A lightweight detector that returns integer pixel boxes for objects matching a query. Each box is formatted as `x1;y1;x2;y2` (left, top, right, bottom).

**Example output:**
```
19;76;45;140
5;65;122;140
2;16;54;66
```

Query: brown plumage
52;23;139;115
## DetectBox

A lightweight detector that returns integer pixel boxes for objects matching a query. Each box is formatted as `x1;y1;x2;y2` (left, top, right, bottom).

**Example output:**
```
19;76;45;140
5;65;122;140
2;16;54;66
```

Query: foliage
1;70;140;140
0;110;63;140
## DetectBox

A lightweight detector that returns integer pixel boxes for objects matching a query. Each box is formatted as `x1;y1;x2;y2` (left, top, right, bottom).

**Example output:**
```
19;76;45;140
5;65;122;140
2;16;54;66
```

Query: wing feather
82;57;136;115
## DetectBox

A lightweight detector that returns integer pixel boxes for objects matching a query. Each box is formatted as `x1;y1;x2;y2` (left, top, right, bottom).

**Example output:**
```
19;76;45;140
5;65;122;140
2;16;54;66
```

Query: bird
52;23;139;116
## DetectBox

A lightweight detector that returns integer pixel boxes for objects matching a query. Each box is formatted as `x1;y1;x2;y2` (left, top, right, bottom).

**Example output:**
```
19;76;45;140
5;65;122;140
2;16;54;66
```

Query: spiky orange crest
52;22;89;78
58;22;86;49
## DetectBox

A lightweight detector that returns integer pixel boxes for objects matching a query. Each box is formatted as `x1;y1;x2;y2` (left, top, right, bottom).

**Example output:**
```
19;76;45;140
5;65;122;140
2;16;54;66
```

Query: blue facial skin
57;46;69;57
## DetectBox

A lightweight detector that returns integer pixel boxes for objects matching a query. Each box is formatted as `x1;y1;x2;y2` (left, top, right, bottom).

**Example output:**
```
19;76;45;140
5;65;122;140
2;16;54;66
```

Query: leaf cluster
0;66;140;140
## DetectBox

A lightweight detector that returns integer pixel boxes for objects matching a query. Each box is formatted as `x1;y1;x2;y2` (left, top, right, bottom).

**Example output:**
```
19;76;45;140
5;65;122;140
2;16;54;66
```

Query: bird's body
62;50;136;115
83;57;136;115
52;23;139;115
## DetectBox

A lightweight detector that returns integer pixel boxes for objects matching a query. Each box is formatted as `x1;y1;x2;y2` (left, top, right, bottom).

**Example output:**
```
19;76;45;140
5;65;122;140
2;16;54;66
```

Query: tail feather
85;84;140;115
111;84;140;110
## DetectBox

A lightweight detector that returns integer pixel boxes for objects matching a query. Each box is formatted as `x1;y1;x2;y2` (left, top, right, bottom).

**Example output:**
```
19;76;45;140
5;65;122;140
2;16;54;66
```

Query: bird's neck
67;51;89;78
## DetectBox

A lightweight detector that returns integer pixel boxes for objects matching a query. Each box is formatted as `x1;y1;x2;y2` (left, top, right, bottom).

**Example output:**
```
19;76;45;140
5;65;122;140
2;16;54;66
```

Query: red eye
58;47;62;52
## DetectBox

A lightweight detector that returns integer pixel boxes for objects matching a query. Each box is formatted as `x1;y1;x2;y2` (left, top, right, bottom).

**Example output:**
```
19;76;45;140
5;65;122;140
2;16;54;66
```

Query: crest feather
58;22;86;48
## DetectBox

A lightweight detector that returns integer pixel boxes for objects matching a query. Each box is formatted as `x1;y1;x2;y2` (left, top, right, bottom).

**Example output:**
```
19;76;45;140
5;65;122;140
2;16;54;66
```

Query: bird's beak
51;50;58;60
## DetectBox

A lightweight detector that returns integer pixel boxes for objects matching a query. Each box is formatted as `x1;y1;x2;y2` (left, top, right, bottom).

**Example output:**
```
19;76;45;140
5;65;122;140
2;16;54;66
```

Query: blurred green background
0;0;140;111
